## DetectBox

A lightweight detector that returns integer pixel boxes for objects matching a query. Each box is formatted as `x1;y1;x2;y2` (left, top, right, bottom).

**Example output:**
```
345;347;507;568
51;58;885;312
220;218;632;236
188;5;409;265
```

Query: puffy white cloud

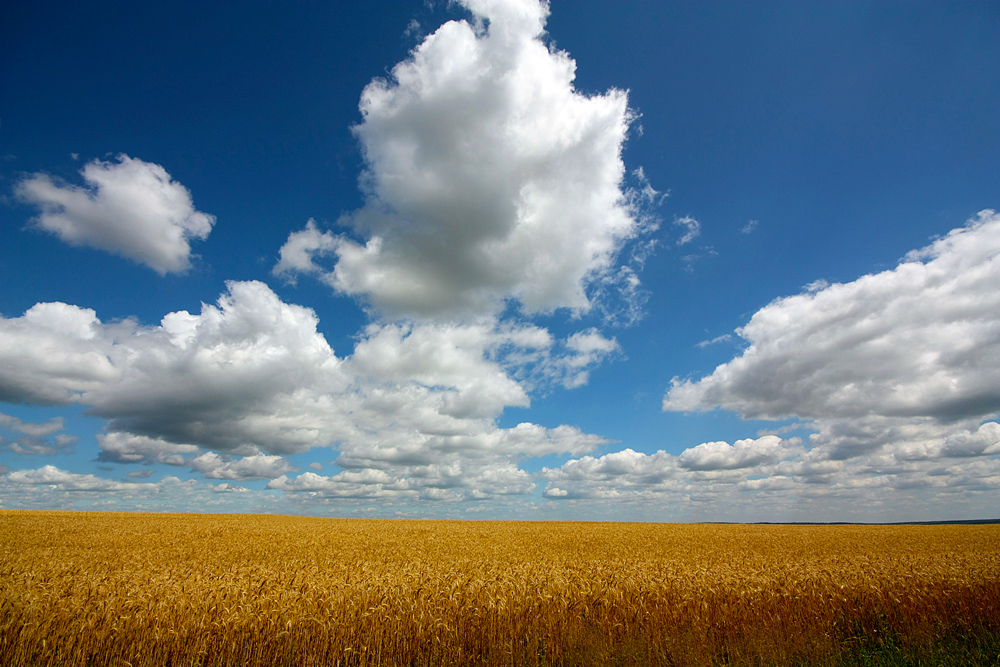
7;465;131;492
821;419;1000;464
271;218;337;283
541;448;681;499
189;452;299;481
275;0;650;318
96;432;200;465
541;425;1000;519
16;155;215;275
348;321;532;420
268;455;534;501
0;302;119;405
941;422;1000;458
0;281;350;454
87;281;351;454
664;210;1000;424
677;435;802;471
97;433;298;481
0;281;613;497
6;4;636;504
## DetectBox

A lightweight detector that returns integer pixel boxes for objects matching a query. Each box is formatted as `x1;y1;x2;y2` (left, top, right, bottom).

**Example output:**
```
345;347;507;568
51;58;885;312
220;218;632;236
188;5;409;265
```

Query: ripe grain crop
1;511;998;666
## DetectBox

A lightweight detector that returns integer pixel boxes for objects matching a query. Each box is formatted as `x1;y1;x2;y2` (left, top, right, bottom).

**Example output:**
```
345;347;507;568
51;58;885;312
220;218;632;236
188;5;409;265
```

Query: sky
1;0;999;522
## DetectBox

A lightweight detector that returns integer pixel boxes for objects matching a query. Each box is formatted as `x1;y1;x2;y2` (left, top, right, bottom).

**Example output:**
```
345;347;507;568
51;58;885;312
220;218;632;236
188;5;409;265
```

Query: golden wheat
1;511;998;666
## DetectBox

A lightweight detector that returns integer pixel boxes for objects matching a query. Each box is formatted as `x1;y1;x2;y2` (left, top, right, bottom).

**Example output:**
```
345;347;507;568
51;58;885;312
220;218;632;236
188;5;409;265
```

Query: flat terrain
2;511;998;666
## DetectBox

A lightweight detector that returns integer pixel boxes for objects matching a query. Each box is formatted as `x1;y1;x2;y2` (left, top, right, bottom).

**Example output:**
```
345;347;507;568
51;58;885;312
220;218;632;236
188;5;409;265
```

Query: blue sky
2;0;998;521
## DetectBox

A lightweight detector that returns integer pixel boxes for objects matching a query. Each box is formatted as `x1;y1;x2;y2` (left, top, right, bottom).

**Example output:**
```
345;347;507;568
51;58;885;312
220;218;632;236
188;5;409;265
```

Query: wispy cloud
673;216;701;246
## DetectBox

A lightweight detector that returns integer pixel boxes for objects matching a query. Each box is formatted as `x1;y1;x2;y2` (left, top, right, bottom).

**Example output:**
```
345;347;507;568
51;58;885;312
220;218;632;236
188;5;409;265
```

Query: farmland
1;511;998;666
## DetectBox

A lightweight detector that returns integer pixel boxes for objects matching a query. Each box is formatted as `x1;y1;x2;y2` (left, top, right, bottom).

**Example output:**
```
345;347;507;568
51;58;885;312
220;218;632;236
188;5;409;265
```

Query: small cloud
740;219;758;234
756;423;811;437
309;462;323;471
631;167;666;206
404;19;423;40
673;216;701;246
696;333;733;349
272;219;338;285
804;279;829;292
15;154;215;275
126;469;154;479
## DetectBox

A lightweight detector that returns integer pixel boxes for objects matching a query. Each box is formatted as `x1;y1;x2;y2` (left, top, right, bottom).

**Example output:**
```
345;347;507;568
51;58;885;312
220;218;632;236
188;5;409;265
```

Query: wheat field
1;511;998;666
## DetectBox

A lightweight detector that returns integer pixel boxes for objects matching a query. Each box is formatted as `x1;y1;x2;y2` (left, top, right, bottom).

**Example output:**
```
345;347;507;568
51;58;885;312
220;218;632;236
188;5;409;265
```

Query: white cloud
268;455;535;501
673;216;700;245
271;218;337;283
740;219;758;234
7;465;131;491
97;433;299;481
552;329;619;389
0;407;76;456
677;435;802;471
96;432;200;465
16;155;215;275
0;412;64;436
941;422;1000;458
664;210;1000;425
540;425;1000;520
808;417;1000;462
0;302;119;405
0;281;350;454
274;0;650;318
0;412;80;456
695;333;733;349
0;281;612;496
0;465;285;514
541;448;679;499
189;451;299;481
347;321;532;420
3;433;78;457
87;281;351;454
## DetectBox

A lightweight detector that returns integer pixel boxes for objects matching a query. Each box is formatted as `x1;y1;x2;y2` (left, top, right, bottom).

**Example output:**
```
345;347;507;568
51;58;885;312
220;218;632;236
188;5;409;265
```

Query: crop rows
2;511;998;665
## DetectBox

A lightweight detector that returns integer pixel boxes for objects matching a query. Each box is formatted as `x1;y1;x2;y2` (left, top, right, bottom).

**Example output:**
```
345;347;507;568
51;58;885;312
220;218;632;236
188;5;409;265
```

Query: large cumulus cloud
274;0;648;318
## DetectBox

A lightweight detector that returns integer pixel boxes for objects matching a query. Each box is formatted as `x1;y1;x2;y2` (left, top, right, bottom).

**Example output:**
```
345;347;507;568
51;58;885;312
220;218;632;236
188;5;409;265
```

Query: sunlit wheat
1;511;997;665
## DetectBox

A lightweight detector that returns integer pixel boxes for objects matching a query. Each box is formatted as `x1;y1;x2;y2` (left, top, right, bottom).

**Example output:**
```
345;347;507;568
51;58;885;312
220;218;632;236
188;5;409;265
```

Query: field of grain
1;511;998;666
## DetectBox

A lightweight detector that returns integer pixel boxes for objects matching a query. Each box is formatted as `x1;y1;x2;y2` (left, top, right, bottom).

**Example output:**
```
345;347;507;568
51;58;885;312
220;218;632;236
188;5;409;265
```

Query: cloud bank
0;281;611;499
